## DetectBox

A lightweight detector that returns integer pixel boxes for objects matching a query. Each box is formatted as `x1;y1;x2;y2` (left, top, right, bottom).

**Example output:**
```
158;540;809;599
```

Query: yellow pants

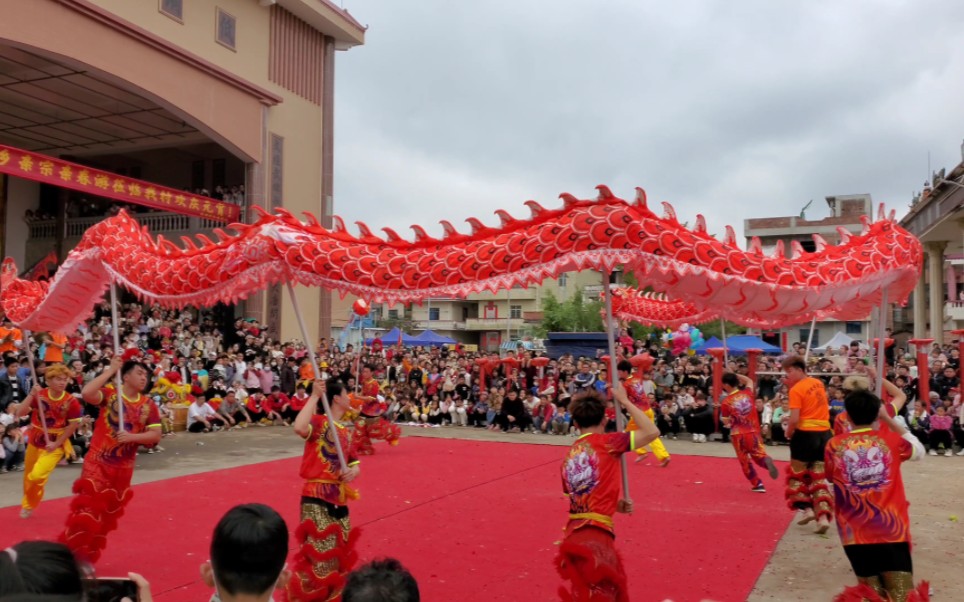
626;409;670;461
22;441;71;511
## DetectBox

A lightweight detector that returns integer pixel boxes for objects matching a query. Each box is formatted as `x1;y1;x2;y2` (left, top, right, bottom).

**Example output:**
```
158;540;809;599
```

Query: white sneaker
19;508;32;519
699;434;707;443
692;434;699;442
945;450;953;456
956;450;964;456
928;450;938;456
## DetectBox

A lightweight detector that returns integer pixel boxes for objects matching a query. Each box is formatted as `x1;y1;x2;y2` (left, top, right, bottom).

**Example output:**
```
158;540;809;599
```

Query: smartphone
83;578;138;602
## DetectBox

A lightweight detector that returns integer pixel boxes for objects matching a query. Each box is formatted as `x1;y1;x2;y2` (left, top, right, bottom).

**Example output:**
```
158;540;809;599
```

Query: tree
537;290;604;335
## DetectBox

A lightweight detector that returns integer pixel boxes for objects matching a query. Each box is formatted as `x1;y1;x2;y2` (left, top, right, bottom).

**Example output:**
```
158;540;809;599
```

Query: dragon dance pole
803;317;817;364
875;289;889;398
110;283;125;432
284;280;348;469
21;330;51;446
602;273;631;503
720;319;729;366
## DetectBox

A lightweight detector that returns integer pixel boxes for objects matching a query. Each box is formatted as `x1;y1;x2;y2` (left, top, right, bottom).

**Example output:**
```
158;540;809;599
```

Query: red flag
397;329;404;348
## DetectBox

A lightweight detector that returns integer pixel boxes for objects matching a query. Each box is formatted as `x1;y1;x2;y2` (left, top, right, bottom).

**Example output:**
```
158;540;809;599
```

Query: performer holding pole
13;362;83;518
284;280;347;468
288;377;361;601
556;381;659;601
61;351;161;562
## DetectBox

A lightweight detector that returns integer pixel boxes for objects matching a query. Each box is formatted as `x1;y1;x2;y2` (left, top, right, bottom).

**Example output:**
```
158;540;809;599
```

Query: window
800;329;818;348
510;305;522;319
429;308;439;321
159;0;183;22
845;321;862;335
558;273;568;288
388;309;399;320
216;8;237;50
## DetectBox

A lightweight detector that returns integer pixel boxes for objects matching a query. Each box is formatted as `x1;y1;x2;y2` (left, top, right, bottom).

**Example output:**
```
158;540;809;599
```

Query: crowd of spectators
3;303;964;465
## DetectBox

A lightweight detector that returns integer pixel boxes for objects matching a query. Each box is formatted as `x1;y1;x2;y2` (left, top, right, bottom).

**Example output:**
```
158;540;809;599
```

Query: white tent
812;331;867;353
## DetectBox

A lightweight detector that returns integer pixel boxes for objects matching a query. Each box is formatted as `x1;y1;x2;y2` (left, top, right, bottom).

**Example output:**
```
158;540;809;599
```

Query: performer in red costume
720;372;780;492
556;386;659;602
288;378;361;602
352;364;400;455
616;361;670;467
826;390;929;602
13;363;83;518
833;372;906;436
61;353;161;564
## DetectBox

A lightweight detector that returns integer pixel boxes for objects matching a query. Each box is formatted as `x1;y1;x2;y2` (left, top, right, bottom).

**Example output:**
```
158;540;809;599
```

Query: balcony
410;319;466;331
464;317;526;331
25;212;228;266
946;301;964;323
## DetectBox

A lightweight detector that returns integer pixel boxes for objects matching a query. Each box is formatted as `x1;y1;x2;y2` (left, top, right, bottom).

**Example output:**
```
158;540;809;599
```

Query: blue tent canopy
695;335;782;355
411;330;456;346
364;327;419;346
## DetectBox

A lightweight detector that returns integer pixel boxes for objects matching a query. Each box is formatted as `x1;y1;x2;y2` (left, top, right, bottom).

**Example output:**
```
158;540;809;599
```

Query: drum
172;406;189;432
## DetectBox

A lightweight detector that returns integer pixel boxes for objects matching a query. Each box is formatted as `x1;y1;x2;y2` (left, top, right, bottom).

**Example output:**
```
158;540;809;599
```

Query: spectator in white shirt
187;394;226;433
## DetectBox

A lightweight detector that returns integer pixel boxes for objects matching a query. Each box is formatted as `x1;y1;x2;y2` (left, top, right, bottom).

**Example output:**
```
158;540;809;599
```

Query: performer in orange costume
719;372;779;492
353;364;400;455
13;363;83;518
288;378;361;602
782;355;834;534
61;353;161;563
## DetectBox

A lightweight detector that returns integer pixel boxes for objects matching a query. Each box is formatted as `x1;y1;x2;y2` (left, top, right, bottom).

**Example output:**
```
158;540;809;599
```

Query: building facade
334;270;609;352
0;0;365;342
743;194;874;349
899;141;964;344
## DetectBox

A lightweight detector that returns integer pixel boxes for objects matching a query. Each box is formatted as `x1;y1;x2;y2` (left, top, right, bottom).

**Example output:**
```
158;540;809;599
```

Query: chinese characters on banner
0;145;240;223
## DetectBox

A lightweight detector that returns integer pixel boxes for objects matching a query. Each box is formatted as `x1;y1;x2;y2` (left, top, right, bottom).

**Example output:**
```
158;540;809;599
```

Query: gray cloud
333;0;964;240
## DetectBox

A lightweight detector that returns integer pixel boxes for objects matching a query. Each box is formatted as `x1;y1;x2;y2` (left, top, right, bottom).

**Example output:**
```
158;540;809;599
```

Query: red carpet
1;437;791;601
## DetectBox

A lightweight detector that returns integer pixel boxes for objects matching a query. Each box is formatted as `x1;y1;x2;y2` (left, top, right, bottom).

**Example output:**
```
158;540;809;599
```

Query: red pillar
908;338;934;411
709;348;726;430
745;349;762;388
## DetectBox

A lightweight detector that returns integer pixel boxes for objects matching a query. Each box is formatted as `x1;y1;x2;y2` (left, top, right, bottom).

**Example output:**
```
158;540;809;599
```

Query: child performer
13;363;83;518
616;360;670;467
556;385;660;602
720;372;780;492
288;378;361;602
353;364;400;455
61;353;161;563
826;390;928;602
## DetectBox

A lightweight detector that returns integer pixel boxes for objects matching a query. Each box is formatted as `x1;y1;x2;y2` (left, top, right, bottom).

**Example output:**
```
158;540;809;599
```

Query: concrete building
0;0;365;342
335;270;609;352
743;194;874;349
899;141;964;344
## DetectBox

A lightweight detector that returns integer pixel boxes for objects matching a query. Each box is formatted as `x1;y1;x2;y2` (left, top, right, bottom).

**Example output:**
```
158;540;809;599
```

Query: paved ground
1;425;960;601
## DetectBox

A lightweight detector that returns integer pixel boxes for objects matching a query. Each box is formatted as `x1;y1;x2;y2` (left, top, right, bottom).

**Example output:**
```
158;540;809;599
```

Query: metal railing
29;212;230;240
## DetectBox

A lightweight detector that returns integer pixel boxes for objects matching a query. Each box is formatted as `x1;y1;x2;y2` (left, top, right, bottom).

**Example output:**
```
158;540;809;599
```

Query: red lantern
352;299;370;316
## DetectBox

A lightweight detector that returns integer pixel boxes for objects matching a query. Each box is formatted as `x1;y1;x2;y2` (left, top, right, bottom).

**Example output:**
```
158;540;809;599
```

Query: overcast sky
332;0;964;241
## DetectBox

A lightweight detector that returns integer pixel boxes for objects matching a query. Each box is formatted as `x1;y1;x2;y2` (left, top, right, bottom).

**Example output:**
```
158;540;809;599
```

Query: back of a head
721;373;740;388
326;378;346;401
568;390;606;430
211;504;288;597
0;541;83;601
343;559;419;602
844;390;881;427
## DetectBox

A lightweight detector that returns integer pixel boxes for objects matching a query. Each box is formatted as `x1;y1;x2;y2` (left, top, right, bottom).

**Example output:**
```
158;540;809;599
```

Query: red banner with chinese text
0;145;240;223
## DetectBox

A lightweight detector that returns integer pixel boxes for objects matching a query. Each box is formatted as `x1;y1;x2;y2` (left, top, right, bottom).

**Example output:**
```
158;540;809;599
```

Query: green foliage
538;289;605;334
